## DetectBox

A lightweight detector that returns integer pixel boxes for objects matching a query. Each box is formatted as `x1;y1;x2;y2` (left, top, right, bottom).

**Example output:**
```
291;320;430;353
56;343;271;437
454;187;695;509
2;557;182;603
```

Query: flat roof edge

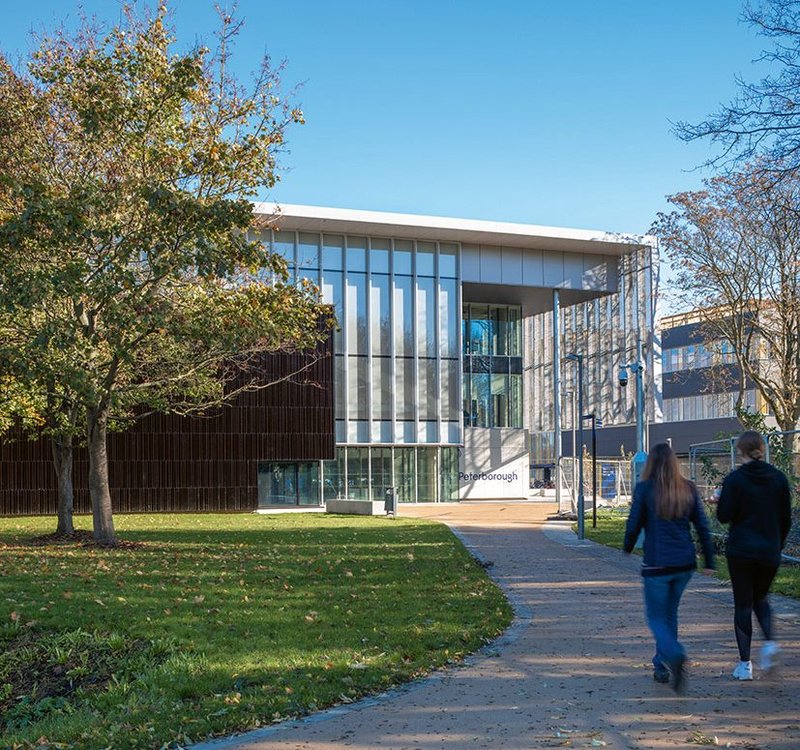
252;202;654;256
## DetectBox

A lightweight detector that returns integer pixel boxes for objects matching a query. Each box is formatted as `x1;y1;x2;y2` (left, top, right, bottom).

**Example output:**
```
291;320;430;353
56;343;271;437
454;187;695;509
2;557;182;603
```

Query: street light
565;352;584;540
563;389;576;495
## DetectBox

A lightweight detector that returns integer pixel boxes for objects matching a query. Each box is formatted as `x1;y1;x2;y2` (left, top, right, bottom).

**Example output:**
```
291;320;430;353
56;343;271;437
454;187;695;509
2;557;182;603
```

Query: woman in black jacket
717;431;792;681
624;443;715;693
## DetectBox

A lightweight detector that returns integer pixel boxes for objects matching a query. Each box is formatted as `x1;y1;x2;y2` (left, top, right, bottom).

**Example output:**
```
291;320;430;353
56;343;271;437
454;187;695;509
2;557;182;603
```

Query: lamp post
565;353;584;540
563;389;576;496
582;413;598;528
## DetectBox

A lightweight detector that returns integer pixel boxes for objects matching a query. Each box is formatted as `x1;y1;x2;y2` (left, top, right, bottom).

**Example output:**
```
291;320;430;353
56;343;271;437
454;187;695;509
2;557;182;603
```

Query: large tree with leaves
654;164;800;443
0;3;333;544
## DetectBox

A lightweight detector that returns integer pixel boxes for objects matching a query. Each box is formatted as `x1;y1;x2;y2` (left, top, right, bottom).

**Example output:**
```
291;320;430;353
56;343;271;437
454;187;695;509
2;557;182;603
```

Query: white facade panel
542;250;565;286
478;245;503;283
522;248;544;286
500;246;524;285
461;243;481;281
582;255;609;290
459;427;529;500
562;254;584;289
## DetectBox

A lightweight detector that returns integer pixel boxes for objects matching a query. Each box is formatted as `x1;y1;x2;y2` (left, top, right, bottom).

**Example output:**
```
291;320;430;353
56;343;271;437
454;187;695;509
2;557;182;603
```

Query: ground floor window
323;446;460;503
257;462;321;507
259;447;461;506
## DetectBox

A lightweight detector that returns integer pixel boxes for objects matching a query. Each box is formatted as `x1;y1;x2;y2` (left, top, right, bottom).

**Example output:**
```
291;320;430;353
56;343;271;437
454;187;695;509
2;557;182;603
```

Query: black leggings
727;556;779;661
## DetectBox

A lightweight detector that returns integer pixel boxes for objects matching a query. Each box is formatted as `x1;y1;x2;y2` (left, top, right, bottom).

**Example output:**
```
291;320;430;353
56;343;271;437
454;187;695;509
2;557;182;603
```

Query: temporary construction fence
558;457;634;518
689;430;800;558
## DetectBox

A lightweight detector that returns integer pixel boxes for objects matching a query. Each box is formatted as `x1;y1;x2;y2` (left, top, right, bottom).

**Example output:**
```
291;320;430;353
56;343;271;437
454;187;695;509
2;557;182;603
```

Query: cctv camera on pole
620;357;647;487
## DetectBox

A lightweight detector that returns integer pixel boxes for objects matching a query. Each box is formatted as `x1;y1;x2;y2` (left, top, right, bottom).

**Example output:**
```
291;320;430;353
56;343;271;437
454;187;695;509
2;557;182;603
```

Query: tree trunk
87;404;117;546
51;433;75;535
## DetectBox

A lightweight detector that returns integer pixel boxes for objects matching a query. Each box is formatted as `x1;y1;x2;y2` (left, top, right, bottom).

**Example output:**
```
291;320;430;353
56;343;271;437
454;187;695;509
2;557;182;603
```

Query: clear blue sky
0;0;768;235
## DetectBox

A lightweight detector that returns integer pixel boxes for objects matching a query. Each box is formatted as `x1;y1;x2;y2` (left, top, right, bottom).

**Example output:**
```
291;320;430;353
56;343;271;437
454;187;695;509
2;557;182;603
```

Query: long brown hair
641;443;693;520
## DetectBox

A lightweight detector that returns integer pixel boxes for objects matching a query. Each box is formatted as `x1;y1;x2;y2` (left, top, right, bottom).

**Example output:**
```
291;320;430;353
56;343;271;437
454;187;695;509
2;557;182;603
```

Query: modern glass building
252;204;657;506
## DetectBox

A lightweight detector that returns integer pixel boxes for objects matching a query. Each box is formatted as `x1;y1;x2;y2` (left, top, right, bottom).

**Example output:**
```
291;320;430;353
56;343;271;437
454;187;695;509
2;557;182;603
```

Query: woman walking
716;430;792;680
624;443;715;693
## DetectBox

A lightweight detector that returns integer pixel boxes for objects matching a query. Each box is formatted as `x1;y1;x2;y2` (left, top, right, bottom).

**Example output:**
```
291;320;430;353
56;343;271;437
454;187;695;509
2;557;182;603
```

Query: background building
656;309;769;454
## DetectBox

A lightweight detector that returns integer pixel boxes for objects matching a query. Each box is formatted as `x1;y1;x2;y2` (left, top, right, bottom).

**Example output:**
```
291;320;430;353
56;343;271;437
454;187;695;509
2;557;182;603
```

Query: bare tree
675;1;800;175
653;165;800;443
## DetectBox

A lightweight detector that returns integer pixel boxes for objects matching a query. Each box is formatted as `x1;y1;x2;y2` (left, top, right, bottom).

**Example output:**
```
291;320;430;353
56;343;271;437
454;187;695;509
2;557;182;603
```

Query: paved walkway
198;502;800;750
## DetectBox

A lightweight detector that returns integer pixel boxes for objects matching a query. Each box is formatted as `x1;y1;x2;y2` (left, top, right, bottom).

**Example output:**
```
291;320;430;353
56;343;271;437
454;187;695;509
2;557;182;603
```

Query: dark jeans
642;569;693;670
727;556;779;661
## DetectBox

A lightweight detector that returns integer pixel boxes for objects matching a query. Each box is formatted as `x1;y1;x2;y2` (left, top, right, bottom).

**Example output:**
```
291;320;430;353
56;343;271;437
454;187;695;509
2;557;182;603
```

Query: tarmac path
196;502;800;750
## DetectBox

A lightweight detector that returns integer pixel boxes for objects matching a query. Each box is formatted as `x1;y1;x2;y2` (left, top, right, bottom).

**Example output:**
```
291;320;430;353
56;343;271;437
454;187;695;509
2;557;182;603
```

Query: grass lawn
0;512;513;750
579;509;800;598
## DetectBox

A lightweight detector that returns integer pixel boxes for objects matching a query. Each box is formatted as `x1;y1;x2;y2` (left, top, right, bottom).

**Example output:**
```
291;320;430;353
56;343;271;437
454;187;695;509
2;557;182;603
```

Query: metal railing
689;430;800;560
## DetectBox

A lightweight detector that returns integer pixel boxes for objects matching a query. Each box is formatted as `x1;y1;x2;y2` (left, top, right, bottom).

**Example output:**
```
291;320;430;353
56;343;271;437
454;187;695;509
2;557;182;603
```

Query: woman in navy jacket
624;443;715;693
716;430;792;681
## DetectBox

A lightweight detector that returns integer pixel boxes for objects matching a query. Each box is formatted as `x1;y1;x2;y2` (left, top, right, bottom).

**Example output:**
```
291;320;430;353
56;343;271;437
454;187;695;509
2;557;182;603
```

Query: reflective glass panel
416;448;437;502
322;450;346;500
394;240;413;275
469;372;490;427
346;447;369;500
444;359;460;421
396;358;414;420
321;270;343;353
334;354;346;420
510;373;522;427
346;272;367;354
348;355;368;419
417;241;435;276
439;447;460;501
439;278;459;358
346;236;367;271
418;358;438;421
297;463;321;505
322;234;344;271
492;373;508;427
394;275;414;358
394;448;416;503
370;448;393;502
439;243;458;278
370;238;390;273
370;274;391;355
297;233;319;274
416;277;436;357
467;306;490;355
372;357;392;420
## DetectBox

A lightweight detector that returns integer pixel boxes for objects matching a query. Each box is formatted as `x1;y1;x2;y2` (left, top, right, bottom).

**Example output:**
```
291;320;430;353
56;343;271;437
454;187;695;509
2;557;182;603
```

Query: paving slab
196;502;800;750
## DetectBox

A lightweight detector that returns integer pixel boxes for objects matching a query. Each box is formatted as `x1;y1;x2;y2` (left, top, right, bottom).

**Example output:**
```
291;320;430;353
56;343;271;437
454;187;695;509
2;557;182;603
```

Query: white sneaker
761;641;781;671
733;660;753;680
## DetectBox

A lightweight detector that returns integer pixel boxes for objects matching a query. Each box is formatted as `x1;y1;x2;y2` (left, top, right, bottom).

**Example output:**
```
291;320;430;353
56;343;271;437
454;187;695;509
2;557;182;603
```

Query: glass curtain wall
322;446;459;503
526;245;657;464
259;229;462;503
462;304;523;428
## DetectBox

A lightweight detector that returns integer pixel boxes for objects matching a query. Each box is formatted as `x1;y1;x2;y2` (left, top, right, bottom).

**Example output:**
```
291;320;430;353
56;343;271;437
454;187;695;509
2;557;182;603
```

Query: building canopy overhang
253;203;653;258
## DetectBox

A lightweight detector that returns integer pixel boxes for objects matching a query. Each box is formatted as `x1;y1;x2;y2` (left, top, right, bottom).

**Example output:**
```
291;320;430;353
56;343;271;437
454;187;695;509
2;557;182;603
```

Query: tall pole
563;389;576;498
552;290;562;514
630;343;647;487
591;414;597;529
576;355;585;540
635;346;645;456
566;352;585;539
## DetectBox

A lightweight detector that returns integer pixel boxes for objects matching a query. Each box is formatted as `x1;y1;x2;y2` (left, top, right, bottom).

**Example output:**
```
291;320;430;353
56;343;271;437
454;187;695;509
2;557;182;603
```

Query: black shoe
671;655;687;694
653;668;670;683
